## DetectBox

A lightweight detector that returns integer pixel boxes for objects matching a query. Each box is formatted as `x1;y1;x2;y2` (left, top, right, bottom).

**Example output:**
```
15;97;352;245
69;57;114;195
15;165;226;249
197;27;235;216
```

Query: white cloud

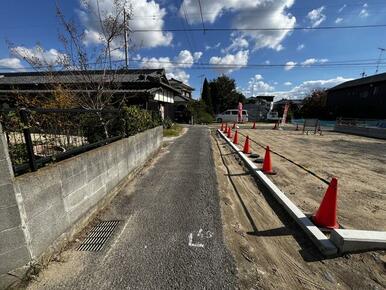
359;4;369;18
284;81;292;86
338;4;347;13
253;81;274;92
180;0;296;51
307;6;326;27
222;34;249;53
243;74;274;96
193;52;203;62
205;42;221;51
166;70;190;84
140;50;201;83
273;76;353;99
79;0;172;49
335;17;343;24
301;58;328;66
174;49;201;67
254;74;263;80
11;46;68;66
209;50;249;73
297;44;305;51
132;54;141;61
284;61;296;70
0;58;24;70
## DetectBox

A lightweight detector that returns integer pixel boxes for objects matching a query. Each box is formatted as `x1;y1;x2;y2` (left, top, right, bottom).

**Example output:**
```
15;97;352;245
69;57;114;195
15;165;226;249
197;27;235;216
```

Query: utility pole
123;8;129;69
375;47;386;74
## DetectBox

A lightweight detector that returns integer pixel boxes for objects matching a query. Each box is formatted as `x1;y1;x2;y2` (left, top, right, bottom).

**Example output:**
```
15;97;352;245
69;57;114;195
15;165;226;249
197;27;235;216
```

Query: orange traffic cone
252;122;256;129
233;130;239;144
220;123;224;131
223;123;228;133
243;135;251;154
312;178;339;229
262;146;276;175
227;127;232;138
232;123;236;129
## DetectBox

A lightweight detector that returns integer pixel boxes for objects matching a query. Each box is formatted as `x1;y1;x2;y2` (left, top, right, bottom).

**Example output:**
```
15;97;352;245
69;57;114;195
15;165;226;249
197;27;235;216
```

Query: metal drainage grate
77;220;120;252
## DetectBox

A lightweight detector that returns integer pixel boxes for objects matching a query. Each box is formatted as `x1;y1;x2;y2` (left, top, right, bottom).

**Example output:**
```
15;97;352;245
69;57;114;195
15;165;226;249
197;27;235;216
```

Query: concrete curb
331;229;386;253
217;129;338;256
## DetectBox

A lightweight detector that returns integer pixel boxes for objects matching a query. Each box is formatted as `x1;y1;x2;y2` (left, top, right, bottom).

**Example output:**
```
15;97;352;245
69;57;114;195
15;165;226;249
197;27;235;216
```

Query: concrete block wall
334;125;386;139
0;126;162;281
0;125;31;280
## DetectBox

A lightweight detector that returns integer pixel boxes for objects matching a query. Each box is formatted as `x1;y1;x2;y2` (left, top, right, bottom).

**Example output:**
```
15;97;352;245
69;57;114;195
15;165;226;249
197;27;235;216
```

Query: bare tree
9;0;134;138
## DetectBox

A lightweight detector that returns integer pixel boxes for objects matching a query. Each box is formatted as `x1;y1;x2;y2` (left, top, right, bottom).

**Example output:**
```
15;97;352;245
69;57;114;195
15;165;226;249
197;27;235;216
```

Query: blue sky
1;0;386;100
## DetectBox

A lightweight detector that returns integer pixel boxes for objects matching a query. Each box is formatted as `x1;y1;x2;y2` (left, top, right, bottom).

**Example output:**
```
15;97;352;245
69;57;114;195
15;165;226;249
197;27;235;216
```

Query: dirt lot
211;130;386;289
223;123;386;231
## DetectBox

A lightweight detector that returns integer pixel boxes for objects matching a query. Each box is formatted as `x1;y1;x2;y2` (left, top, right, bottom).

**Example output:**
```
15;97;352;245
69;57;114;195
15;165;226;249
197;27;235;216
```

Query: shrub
122;106;162;136
162;117;173;129
196;111;213;124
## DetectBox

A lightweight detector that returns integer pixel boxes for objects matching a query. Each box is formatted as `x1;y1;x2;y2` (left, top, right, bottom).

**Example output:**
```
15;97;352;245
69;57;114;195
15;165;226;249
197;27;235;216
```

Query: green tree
300;89;328;119
187;100;213;124
201;78;213;114
209;75;245;113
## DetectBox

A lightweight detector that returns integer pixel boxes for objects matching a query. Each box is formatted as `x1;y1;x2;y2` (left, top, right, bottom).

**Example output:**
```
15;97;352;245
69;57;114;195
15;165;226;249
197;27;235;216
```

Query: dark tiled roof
0;69;167;85
0;68;181;95
328;72;386;91
169;78;195;91
274;99;303;105
0;88;161;94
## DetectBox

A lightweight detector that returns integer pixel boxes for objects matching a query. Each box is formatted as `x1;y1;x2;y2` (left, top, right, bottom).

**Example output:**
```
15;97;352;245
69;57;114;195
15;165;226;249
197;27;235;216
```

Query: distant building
169;78;195;123
326;73;386;119
244;95;274;121
0;69;180;119
273;99;303;114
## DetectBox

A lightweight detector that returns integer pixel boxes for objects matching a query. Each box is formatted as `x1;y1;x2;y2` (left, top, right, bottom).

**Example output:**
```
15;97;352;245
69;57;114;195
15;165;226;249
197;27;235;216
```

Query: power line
131;23;386;33
1;58;386;71
180;0;198;52
2;22;386;33
197;0;206;34
90;1;386;20
375;47;386;74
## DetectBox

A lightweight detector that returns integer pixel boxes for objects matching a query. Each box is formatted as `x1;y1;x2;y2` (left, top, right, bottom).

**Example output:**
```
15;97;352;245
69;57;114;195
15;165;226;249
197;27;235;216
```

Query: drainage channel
77;220;120;252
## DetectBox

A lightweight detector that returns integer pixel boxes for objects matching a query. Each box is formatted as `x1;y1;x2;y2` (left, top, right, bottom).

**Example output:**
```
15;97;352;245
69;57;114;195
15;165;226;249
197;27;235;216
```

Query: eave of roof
169;78;195;91
174;94;191;102
328;72;386;91
0;88;162;94
0;68;167;85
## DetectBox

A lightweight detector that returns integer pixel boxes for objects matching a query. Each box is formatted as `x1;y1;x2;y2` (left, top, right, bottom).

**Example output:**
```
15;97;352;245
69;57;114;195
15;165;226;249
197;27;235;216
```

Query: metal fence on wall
0;108;126;175
336;118;386;128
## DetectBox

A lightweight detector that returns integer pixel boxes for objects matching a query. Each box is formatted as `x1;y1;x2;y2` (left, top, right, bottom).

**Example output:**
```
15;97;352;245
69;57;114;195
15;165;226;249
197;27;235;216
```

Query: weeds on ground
163;124;183;137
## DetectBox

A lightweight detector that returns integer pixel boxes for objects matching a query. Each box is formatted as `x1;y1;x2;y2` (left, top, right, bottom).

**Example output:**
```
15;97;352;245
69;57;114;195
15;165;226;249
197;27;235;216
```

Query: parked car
266;111;280;121
216;109;249;123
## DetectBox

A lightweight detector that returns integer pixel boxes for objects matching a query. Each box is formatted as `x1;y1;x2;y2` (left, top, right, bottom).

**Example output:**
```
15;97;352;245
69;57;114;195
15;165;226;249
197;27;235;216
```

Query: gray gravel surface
29;126;236;290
